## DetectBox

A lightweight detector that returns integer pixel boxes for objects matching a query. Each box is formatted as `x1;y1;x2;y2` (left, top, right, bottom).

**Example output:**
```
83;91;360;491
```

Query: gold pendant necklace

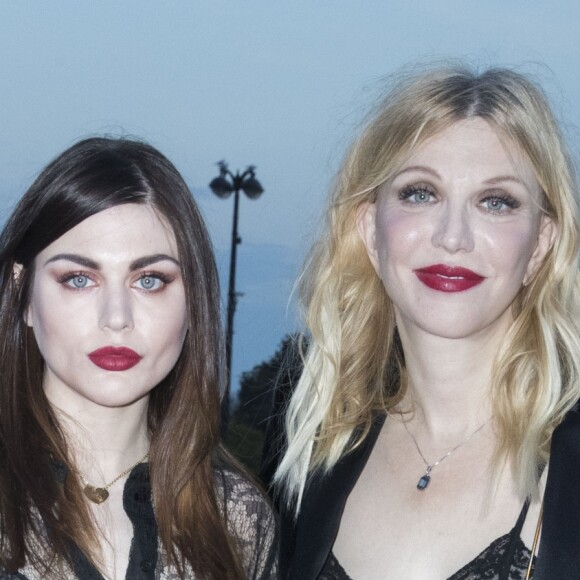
80;452;149;504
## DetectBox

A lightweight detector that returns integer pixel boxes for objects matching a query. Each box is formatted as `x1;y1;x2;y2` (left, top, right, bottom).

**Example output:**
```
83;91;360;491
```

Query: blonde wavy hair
274;65;580;510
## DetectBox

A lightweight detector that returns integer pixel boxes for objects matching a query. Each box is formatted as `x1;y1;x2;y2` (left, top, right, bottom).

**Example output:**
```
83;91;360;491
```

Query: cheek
482;223;539;274
154;314;188;375
169;311;188;348
28;296;82;370
375;213;428;273
28;284;65;341
149;297;188;350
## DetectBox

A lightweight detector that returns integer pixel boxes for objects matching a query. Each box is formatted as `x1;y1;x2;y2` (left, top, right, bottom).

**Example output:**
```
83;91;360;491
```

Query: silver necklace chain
400;414;490;491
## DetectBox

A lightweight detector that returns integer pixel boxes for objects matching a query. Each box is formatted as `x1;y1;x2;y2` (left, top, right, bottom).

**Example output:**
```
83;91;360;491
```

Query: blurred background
2;0;580;471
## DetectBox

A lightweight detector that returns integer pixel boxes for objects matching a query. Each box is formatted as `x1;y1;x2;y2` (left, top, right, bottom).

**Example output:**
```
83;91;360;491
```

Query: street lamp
210;160;264;434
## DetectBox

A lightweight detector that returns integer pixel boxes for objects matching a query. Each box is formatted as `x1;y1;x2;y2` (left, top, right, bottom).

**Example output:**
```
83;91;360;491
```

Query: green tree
225;333;303;473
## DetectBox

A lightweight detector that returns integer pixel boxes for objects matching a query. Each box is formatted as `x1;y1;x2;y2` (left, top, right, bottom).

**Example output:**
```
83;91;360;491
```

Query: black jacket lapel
535;408;580;579
289;415;386;579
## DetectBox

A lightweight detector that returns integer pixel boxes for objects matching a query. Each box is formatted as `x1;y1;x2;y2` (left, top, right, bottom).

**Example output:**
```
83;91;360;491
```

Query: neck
396;321;505;443
49;396;150;483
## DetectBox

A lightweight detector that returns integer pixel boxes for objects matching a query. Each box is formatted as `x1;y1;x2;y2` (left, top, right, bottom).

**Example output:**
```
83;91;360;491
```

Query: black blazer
263;408;580;579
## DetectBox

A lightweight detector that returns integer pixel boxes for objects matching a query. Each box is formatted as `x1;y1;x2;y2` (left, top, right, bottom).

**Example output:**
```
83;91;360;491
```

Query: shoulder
214;467;277;531
557;402;580;429
535;405;580;578
214;467;279;580
549;403;580;454
546;405;580;471
214;465;267;501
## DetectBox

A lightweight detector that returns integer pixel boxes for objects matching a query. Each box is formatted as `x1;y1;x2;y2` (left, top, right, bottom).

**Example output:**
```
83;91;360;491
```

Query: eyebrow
393;165;440;179
44;253;180;270
394;166;526;187
482;175;526;186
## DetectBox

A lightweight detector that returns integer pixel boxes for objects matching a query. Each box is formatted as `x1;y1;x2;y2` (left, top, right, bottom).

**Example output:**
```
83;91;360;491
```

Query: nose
431;201;475;253
98;285;134;332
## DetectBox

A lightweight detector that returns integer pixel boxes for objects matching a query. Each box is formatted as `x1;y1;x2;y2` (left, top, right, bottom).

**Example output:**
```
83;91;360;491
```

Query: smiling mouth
88;346;142;371
414;264;485;293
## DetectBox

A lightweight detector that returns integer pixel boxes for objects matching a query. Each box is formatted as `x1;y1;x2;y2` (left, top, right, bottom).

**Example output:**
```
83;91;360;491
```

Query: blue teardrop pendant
417;474;431;490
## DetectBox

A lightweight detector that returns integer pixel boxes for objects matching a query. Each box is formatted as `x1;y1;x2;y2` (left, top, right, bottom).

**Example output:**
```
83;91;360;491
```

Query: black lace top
2;463;278;579
320;500;535;580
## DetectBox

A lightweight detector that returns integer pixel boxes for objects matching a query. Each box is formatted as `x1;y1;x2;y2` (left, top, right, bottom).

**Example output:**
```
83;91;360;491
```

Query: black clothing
3;463;278;579
263;408;580;580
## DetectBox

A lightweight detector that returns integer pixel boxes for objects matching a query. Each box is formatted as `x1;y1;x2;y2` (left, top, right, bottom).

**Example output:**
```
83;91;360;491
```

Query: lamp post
210;160;264;434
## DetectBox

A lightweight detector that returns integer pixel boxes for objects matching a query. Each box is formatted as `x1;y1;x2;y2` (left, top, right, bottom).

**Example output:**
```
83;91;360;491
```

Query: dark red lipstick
88;346;142;371
414;264;485;293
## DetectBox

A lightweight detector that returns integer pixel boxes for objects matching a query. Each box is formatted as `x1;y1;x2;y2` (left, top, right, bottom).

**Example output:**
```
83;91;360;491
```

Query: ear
13;263;33;327
523;215;556;285
25;305;33;328
13;262;23;282
356;202;380;274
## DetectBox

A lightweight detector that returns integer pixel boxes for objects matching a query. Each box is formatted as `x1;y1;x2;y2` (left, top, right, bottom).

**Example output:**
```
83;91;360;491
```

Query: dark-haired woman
0;138;277;579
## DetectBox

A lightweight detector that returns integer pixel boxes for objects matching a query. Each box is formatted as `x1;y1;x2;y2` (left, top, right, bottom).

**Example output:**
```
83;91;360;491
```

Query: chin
78;387;152;410
412;313;513;341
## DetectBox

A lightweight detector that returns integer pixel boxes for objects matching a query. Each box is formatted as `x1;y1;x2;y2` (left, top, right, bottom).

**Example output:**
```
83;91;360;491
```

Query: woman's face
26;203;188;411
358;118;555;341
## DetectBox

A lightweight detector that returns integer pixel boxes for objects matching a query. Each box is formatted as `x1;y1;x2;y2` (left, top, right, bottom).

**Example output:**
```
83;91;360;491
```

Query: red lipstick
88;346;142;371
414;264;484;293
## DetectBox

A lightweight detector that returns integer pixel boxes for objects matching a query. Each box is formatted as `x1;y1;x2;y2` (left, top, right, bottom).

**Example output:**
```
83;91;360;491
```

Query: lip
414;264;485;293
88;346;142;371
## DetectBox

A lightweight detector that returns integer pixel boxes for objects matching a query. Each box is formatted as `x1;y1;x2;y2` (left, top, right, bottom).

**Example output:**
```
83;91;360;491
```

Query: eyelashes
57;272;96;289
133;272;174;292
56;271;176;293
399;184;436;204
479;194;521;213
397;184;521;214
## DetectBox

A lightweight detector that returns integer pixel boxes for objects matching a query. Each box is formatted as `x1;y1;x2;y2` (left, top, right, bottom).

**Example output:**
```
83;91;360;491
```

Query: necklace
80;452;149;504
401;415;489;491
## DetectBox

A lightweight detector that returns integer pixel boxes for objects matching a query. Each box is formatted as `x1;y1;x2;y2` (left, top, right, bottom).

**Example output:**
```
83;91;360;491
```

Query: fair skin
332;119;554;579
25;203;188;580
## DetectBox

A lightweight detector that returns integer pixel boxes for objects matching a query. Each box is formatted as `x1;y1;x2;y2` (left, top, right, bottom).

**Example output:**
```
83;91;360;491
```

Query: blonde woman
264;66;580;579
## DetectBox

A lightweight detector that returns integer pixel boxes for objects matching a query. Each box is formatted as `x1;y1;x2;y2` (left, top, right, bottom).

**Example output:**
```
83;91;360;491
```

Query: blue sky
2;1;580;400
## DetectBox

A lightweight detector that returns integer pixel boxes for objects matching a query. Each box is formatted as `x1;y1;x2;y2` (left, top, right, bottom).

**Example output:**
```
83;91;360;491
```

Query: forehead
36;204;179;262
401;118;538;185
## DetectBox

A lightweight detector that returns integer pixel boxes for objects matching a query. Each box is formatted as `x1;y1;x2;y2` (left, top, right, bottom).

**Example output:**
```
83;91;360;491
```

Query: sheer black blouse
2;463;278;579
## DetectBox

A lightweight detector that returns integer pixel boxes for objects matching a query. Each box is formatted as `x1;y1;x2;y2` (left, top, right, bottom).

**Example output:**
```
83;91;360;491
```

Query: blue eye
481;195;520;214
410;191;431;203
484;198;505;211
63;274;93;289
138;276;161;290
57;271;97;290
399;185;436;204
134;273;172;292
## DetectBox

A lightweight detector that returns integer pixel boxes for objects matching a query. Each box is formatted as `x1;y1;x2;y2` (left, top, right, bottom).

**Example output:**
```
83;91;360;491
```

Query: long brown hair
0;138;245;578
